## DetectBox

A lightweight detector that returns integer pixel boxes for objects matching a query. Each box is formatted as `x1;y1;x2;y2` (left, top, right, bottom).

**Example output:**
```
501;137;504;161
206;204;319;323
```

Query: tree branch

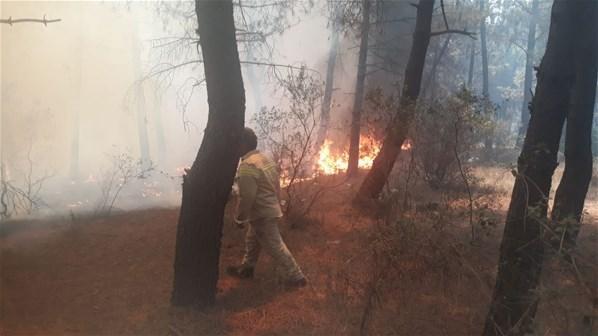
430;29;476;39
440;0;450;30
0;16;61;26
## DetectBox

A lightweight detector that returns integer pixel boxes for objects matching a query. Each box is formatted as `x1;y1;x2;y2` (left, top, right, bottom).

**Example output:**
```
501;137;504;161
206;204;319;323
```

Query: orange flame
314;136;412;176
315;136;381;175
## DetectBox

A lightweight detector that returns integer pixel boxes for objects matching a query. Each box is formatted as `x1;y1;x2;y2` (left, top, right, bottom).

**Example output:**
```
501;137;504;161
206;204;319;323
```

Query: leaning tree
171;0;245;307
483;0;597;334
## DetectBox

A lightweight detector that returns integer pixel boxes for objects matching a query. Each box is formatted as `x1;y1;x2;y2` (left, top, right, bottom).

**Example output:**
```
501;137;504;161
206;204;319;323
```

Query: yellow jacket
235;150;283;223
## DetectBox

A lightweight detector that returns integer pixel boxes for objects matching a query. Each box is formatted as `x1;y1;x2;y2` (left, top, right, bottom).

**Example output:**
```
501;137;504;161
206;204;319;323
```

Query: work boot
226;265;254;279
285;277;307;289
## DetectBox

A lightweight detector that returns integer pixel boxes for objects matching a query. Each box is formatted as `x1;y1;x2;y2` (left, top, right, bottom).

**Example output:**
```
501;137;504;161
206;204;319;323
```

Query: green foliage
414;87;493;189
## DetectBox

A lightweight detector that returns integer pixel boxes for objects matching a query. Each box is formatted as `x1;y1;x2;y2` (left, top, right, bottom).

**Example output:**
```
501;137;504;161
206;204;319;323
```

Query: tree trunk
132;21;151;167
480;0;489;98
483;1;594;334
480;0;492;155
467;39;475;89
70;17;83;180
314;9;340;152
171;0;245;307
355;0;435;201
421;36;451;99
549;2;598;251
517;0;540;147
245;48;263;115
151;90;167;165
347;0;371;177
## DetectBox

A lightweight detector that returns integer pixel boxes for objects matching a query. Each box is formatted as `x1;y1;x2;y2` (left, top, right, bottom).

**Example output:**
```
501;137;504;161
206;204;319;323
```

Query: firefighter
227;127;307;288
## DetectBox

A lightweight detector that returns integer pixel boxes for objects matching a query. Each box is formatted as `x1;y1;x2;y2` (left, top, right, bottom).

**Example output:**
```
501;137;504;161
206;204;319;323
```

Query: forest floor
1;166;597;335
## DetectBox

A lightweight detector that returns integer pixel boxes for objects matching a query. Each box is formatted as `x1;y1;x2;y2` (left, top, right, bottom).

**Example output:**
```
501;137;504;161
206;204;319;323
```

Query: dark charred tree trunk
355;0;435;201
483;1;596;334
549;4;598;251
516;0;540;147
171;0;245;308
347;0;371;177
314;8;341;151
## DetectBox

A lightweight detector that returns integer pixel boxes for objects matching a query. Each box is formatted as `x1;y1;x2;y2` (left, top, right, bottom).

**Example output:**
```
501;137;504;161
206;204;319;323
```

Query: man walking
227;128;307;288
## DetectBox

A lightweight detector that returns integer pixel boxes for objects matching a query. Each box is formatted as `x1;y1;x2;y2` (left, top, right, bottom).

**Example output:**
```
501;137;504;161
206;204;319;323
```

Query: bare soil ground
1;169;597;335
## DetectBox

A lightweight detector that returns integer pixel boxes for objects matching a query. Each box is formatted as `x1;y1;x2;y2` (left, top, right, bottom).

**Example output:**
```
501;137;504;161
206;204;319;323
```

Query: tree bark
549;2;598;251
355;0;435;201
171;0;245;307
347;0;371;177
314;9;340;152
516;0;539;147
483;1;595;334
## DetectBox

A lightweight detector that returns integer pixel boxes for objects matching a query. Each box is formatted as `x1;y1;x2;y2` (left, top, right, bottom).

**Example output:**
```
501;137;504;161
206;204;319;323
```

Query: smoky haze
1;0;561;220
0;1;341;219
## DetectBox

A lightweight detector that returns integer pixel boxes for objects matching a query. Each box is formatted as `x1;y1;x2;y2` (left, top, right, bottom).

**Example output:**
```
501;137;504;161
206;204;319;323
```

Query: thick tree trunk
355;0;435;201
171;0;245;307
549;3;598;251
347;0;371;177
314;10;340;152
483;1;594;334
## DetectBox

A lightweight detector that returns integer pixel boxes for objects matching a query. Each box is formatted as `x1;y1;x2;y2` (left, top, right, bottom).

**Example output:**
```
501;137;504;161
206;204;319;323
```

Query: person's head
239;127;258;157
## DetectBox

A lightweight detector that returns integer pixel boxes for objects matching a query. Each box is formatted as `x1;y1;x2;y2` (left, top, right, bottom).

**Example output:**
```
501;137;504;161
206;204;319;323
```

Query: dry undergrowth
1;166;596;335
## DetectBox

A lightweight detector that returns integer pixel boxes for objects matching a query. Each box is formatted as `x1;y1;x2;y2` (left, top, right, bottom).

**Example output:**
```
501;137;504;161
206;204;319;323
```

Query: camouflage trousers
241;217;304;281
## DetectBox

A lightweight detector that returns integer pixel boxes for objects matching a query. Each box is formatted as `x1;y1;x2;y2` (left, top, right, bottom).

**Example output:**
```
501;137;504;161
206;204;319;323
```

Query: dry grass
1;166;597;335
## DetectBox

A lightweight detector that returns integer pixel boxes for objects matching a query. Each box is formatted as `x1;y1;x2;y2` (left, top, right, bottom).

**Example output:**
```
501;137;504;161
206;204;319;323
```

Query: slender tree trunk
347;0;371;177
549;3;598;250
314;10;340;152
245;48;263;114
480;0;489;98
70;17;83;180
483;1;594;334
480;0;492;155
132;21;151;166
421;36;451;98
171;0;245;307
517;0;540;147
355;0;435;201
151;89;167;165
467;39;475;89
